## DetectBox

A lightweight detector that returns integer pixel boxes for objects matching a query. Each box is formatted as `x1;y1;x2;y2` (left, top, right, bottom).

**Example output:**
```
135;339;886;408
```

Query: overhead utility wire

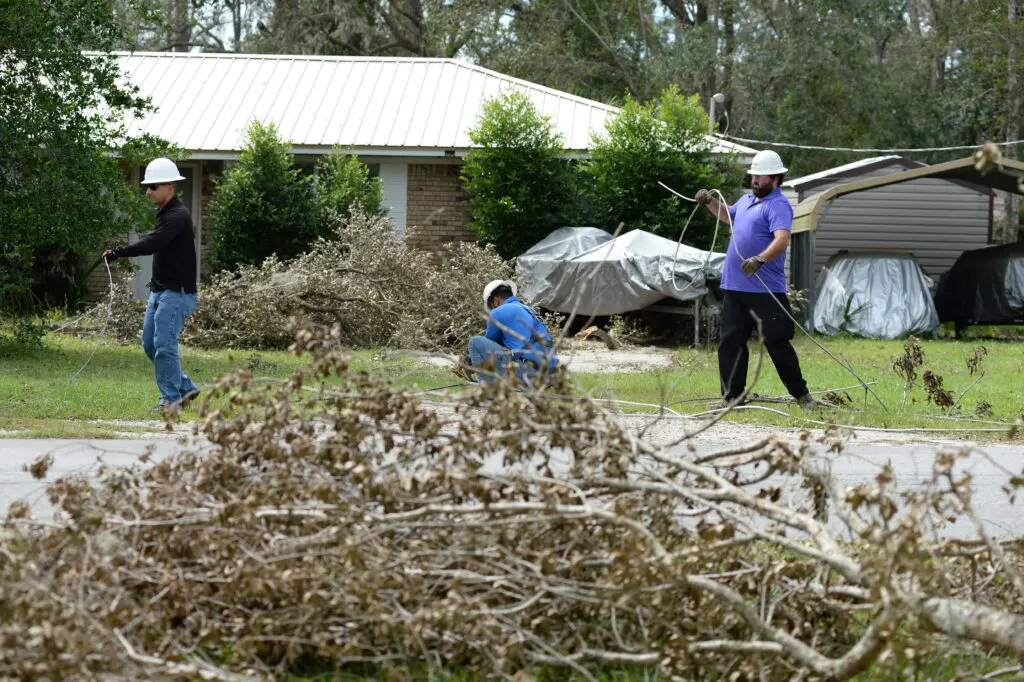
714;133;1021;155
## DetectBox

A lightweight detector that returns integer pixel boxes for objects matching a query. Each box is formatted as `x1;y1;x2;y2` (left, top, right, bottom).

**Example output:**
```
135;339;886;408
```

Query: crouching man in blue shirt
467;280;559;383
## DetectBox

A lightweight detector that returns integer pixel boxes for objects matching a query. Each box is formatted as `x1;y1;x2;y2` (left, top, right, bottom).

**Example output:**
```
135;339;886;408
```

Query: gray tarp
517;227;725;316
1006;256;1024;310
812;252;938;339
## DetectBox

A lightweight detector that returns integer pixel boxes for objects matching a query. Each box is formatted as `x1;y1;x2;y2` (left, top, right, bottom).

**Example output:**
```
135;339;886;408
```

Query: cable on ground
0;259;115;411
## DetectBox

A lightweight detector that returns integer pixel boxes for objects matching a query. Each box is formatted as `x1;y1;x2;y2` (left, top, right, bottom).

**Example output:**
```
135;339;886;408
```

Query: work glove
103;247;123;263
741;255;766;277
694;189;713;205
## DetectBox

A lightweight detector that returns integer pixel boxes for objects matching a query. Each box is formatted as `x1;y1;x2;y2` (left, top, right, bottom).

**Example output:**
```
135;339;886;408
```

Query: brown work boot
796;393;830;410
711;396;747;410
178;388;200;408
451;355;476;382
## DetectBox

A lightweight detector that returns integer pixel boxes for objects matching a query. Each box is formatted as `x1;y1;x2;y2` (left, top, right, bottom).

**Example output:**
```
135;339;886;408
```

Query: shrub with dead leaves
181;210;511;350
70;271;146;344
182;255;295;349
2;324;1024;680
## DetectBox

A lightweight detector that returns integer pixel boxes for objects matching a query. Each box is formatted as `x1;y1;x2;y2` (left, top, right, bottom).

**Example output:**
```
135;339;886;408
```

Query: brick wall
405;163;475;251
83;262;113;302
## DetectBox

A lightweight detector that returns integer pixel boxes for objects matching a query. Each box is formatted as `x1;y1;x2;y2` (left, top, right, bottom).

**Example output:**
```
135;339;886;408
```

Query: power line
715;133;1022;155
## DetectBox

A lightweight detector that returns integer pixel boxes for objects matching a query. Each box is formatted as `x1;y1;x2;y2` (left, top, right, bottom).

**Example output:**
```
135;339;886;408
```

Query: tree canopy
461;92;575;259
0;0;170;308
116;0;1024;179
581;87;739;246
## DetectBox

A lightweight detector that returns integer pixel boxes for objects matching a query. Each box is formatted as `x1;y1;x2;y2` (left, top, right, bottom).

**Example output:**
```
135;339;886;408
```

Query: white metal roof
113;52;756;159
783;155;923;188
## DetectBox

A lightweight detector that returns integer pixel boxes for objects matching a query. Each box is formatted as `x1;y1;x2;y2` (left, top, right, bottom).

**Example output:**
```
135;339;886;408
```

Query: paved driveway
1;438;1021;538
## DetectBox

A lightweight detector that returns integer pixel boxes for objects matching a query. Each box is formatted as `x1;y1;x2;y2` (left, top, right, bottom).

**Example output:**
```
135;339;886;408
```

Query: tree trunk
660;0;706;26
385;0;428;56
172;0;190;51
923;598;1024;654
1005;0;1020;243
721;0;735;116
908;0;923;36
233;0;243;51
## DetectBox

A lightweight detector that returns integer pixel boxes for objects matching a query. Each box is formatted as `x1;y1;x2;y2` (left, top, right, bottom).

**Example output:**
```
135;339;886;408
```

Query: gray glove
694;189;713;205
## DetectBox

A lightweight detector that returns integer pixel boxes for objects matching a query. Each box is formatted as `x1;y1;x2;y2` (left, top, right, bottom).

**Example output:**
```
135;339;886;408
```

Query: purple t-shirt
721;187;792;293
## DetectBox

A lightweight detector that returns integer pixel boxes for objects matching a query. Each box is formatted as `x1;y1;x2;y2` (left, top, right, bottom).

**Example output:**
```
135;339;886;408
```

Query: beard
751;181;774;198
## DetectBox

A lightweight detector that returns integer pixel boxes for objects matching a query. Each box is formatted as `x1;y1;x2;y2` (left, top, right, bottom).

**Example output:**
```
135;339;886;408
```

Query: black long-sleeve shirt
120;196;198;293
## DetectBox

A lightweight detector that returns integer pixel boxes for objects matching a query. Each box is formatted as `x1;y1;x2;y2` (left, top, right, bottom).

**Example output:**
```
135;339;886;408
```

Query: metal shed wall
784;161;925;289
812;178;991;279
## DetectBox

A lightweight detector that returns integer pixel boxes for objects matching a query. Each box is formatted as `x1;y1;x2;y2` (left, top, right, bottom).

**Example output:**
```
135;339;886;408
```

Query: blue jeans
142;290;198;402
467;336;542;384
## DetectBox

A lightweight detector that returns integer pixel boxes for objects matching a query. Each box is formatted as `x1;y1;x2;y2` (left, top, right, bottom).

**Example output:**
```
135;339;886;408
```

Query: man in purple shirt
696;150;822;409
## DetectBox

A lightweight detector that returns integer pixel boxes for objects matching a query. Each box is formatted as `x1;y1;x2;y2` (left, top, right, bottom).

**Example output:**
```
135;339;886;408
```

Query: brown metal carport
788;155;1024;321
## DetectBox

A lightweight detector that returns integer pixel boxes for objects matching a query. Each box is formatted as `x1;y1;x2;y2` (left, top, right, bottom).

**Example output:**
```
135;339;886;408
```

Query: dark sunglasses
145;183;164;191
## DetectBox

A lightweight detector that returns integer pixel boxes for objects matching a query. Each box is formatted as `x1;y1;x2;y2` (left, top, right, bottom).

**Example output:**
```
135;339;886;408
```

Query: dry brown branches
2;324;1023;680
74;210;512;350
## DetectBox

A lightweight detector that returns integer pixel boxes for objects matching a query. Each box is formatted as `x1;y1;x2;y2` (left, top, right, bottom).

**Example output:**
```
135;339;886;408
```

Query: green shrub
461;92;574;258
0;0;160;310
0;318;47;352
207;121;321;271
581;87;740;248
315;149;385;218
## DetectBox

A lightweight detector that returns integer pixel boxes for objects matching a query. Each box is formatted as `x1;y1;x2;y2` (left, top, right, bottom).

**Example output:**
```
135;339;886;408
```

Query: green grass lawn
0;335;453;437
1;332;1023;439
574;334;1024;435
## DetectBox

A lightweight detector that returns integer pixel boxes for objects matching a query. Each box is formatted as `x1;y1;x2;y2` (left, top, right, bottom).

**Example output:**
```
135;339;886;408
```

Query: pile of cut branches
2;325;1023;680
74;209;512;350
185;210;512;350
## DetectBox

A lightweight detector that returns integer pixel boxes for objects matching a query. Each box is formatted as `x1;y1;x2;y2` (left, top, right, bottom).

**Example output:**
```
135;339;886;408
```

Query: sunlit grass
1;332;1022;440
0;334;452;428
570;334;1024;437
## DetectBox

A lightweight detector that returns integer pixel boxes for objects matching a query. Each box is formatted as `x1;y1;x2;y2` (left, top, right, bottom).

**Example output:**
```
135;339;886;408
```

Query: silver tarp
516;227;725;315
812;252;938;339
1006;256;1024;310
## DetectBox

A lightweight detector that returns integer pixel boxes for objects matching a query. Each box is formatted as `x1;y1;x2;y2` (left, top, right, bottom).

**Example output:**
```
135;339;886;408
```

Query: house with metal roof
106;51;755;299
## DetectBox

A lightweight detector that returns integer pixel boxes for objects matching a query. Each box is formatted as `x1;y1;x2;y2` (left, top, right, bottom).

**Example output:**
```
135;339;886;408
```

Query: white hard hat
747;150;787;175
141;157;186;185
482;279;517;307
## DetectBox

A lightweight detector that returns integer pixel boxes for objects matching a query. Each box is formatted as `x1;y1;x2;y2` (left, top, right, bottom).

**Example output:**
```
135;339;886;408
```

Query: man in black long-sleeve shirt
105;158;199;412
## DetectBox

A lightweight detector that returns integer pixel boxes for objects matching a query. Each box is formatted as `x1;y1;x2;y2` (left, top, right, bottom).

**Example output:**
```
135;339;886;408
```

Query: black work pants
718;289;809;401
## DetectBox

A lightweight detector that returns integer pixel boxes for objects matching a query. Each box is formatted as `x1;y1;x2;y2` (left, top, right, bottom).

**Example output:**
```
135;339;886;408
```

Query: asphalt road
0;439;186;521
1;438;1021;538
